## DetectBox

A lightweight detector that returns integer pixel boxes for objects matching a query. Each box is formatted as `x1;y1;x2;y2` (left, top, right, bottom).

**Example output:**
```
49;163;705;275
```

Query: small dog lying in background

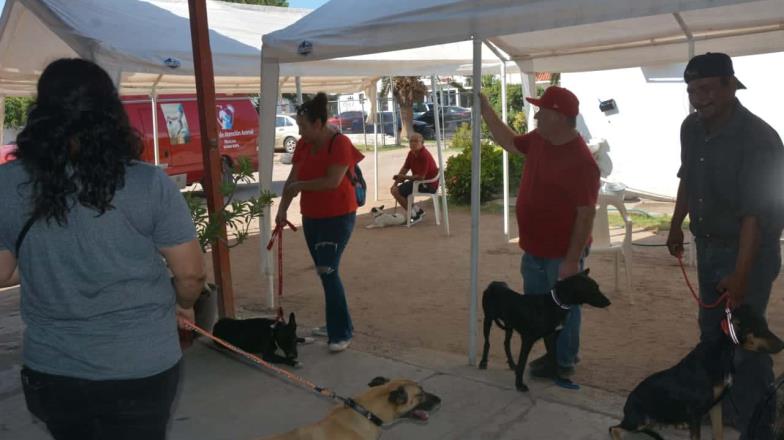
212;313;304;367
366;205;406;229
478;270;611;392
610;305;784;440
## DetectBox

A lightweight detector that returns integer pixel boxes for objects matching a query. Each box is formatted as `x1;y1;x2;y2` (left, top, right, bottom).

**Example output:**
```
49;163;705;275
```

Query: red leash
267;220;297;321
676;255;729;309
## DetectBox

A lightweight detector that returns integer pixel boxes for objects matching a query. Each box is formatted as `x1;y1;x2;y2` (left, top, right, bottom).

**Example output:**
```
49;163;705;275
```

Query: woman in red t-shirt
275;93;364;353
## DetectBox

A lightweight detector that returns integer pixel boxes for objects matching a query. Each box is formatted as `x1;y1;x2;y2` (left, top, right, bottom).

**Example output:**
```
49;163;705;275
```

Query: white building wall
562;52;784;198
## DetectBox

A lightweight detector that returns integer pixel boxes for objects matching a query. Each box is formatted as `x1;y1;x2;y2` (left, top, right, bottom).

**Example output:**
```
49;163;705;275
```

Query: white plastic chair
591;189;633;295
406;174;442;227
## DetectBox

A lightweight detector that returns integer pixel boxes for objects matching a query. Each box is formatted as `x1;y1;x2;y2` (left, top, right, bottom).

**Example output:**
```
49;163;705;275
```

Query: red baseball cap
525;86;579;117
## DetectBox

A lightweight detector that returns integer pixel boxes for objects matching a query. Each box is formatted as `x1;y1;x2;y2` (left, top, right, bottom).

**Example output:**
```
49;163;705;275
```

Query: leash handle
266;221;297;321
677;255;729;309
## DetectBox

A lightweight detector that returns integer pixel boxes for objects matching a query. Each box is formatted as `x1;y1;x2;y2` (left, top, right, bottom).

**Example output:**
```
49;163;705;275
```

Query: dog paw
478;361;487;370
516;383;529;392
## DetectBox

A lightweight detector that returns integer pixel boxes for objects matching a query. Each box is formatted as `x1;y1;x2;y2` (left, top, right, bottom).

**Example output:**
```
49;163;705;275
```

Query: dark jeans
520;247;588;368
696;236;781;439
21;361;180;440
303;212;356;343
397;181;436;198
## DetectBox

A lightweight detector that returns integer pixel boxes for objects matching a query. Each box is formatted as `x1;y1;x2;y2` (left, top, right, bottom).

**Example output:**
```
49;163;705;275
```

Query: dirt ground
210;199;784;396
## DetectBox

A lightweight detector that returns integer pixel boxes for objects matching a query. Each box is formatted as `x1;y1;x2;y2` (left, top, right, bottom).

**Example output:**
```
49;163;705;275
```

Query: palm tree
381;76;428;140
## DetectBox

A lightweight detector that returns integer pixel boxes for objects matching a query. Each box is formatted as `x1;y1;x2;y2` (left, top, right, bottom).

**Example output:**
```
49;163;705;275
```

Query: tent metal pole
259;54;280;311
468;37;482;366
188;0;235;317
150;74;163;167
500;63;510;240
430;75;449;236
295;76;302;104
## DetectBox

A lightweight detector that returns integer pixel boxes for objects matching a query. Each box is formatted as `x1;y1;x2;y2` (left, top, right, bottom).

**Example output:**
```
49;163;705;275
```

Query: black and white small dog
212;313;305;367
366;205;406;229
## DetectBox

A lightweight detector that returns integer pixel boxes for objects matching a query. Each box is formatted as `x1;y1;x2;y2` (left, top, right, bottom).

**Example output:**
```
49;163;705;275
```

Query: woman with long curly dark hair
0;58;205;439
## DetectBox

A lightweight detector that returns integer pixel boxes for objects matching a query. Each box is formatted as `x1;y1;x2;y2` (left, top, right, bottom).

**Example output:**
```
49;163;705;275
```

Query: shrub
445;124;524;205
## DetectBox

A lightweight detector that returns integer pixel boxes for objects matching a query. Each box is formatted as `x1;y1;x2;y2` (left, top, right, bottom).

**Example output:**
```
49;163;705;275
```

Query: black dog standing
478;270;611;392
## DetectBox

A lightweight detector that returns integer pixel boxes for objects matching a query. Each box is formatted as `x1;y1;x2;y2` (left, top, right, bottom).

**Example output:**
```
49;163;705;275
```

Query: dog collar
551;289;570;310
343;398;385;427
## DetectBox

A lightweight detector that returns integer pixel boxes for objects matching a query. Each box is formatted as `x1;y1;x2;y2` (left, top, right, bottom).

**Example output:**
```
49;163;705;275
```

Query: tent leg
259;57;280;311
468;38;482;366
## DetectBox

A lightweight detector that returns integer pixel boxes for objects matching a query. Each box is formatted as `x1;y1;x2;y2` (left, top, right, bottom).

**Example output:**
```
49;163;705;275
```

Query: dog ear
388;386;408;405
288;312;296;326
582;268;590;276
379;205;384;210
368;376;390;387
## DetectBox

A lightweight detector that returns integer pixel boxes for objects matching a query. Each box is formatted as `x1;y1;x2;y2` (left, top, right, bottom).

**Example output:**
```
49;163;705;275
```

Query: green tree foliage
444;124;525;205
184;157;274;252
218;0;289;6
480;75;527;134
4;96;33;129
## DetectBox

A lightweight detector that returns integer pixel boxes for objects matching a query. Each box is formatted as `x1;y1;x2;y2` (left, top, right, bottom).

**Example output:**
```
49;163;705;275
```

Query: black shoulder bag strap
326;133;356;185
15;214;38;256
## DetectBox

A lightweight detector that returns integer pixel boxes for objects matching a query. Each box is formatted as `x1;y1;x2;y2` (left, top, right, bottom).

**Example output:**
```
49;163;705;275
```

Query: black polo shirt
678;99;784;242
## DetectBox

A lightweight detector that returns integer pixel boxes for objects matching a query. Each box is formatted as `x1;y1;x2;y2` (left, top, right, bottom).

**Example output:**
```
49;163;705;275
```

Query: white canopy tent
0;0;383;95
261;0;784;364
0;0;517;96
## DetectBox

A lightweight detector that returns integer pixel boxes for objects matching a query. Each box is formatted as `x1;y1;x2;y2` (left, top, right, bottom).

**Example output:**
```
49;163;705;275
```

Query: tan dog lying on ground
262;377;441;440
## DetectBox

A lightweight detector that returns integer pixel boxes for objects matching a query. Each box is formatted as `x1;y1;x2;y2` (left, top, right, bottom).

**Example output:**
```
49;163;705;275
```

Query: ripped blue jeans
302;212;356;344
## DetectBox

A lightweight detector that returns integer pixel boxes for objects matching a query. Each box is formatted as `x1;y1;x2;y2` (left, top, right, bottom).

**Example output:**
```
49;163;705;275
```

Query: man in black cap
667;52;784;437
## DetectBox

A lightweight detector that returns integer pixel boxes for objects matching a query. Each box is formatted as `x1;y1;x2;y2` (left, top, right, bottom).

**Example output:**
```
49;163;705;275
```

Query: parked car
375;111;435;139
275;114;299;153
413;103;471;131
327;110;367;133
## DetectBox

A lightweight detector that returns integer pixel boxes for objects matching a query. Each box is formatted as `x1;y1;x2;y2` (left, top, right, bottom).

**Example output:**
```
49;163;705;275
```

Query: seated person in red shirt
390;133;439;224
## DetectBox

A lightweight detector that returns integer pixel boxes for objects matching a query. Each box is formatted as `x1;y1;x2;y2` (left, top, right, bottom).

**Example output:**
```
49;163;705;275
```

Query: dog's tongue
411;409;429;421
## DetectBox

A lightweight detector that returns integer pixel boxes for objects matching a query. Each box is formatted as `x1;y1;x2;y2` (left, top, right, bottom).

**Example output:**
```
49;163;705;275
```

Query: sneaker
328;339;351;352
311;326;328;337
410;211;424;225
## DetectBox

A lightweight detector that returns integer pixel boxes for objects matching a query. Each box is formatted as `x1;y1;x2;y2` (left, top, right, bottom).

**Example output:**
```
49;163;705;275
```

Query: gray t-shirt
0;160;196;380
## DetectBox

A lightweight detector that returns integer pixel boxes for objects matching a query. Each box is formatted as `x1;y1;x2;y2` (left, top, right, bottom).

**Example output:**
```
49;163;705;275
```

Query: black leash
313;386;385;427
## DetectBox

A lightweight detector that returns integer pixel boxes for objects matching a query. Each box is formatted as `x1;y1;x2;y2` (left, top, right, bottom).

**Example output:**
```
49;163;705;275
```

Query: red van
123;94;260;187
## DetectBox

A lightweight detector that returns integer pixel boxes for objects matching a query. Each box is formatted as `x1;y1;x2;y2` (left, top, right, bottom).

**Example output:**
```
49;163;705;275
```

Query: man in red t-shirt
480;86;600;378
390;133;439;224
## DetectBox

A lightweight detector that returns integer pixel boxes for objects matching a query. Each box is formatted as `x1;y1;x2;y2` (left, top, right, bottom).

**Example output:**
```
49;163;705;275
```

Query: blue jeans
20;362;180;440
696;236;781;439
302;212;356;344
521;249;587;368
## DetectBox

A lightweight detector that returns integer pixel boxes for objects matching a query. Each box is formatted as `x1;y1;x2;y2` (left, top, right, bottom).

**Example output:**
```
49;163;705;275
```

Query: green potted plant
183;156;274;329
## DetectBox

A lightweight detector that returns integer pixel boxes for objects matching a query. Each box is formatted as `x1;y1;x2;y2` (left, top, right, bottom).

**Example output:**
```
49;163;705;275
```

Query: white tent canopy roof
263;0;784;73
0;0;383;95
0;0;517;97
